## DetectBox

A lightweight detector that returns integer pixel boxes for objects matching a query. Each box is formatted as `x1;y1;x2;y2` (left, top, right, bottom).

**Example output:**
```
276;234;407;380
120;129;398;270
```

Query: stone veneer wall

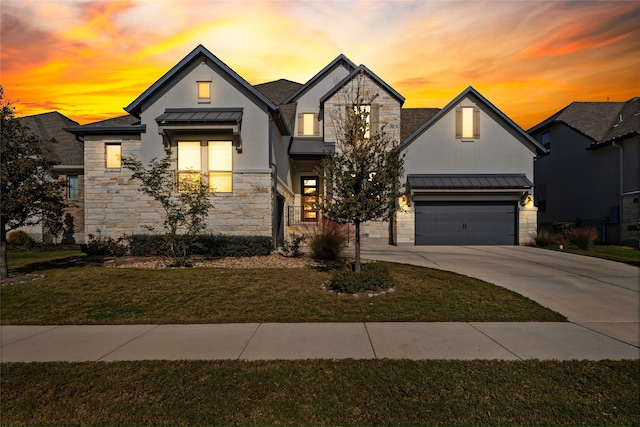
84;137;273;239
518;205;538;245
621;193;640;247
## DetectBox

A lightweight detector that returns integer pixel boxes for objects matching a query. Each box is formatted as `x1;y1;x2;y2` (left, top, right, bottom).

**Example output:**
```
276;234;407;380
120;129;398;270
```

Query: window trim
297;112;320;136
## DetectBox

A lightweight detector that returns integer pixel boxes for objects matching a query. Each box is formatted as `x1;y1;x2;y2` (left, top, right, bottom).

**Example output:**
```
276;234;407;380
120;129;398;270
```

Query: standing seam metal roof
408;174;533;189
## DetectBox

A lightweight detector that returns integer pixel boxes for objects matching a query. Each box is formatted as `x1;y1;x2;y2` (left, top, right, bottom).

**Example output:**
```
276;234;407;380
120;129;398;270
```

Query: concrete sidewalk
2;322;638;362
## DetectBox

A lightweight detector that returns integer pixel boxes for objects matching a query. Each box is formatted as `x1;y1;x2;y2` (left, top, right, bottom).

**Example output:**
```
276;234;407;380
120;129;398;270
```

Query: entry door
415;201;516;245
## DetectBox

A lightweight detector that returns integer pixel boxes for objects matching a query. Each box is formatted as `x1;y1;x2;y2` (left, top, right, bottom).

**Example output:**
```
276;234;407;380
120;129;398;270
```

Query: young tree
0;87;66;279
321;80;405;272
122;154;213;266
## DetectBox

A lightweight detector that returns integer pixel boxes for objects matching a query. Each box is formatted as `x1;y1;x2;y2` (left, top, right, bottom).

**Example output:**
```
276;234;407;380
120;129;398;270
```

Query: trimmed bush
128;234;272;257
308;219;349;260
570;227;599;250
6;230;37;248
532;230;554;248
330;263;392;294
80;235;128;256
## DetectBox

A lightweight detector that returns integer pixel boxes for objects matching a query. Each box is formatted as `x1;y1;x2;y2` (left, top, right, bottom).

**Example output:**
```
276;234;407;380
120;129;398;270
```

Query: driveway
360;243;640;347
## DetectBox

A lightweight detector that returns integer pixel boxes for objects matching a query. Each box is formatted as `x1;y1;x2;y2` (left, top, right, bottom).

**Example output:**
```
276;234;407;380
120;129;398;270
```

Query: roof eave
63;125;146;136
282;54;357;104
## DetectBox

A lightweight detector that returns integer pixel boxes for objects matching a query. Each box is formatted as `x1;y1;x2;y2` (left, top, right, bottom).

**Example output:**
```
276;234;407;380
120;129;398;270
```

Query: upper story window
455;106;480;140
197;81;211;102
67;175;79;200
355;104;371;139
298;112;319;136
105;143;121;168
541;132;551;150
178;140;232;193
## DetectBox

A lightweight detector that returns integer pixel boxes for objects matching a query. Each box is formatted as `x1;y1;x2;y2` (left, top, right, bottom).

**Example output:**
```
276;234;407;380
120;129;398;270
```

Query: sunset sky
1;0;638;130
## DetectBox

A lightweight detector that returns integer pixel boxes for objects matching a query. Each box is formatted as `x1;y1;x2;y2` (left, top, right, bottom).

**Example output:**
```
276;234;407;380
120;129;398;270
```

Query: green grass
5;249;82;271
563;244;640;267
1;259;565;324
2;360;638;426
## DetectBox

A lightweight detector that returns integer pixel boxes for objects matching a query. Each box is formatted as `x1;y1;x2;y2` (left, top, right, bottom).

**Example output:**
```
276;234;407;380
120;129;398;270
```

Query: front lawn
563;244;640;267
1;253;565;324
2;360;638;426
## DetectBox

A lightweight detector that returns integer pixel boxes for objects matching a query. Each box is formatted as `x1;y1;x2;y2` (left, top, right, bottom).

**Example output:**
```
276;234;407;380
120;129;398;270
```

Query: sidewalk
2;322;638;362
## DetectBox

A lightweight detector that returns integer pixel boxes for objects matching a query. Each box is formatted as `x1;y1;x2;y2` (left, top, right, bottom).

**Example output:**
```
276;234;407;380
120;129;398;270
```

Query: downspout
269;116;278;250
612;140;623;243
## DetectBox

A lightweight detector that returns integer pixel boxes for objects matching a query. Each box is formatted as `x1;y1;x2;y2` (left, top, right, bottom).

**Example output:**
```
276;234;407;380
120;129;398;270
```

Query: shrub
128;234;168;256
308;219;349;260
6;230;37;248
80;234;128;256
552;221;576;236
570;227;599;250
532;230;554;248
129;234;272;257
330;263;392;294
281;234;306;257
215;235;272;257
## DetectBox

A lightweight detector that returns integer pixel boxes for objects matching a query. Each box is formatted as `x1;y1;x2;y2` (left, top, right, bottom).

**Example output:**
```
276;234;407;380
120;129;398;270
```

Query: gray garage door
415;201;517;245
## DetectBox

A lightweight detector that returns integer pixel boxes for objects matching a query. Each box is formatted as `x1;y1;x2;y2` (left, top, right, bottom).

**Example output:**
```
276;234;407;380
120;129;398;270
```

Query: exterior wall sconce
521;191;533;207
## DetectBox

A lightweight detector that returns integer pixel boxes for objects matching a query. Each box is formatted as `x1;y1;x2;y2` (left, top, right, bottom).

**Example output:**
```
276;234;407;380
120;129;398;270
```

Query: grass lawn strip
1;261;565;324
562;244;640;267
2;360;638;426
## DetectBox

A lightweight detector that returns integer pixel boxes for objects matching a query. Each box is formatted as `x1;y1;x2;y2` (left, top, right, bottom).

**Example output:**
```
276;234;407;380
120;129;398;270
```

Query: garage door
415;201;516;245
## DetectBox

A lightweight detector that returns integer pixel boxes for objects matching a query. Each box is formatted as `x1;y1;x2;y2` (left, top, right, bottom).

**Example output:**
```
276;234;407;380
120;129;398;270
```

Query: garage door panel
415;202;516;245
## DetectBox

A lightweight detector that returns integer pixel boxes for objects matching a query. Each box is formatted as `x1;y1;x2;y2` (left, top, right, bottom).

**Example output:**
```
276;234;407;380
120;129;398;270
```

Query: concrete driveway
360;243;640;347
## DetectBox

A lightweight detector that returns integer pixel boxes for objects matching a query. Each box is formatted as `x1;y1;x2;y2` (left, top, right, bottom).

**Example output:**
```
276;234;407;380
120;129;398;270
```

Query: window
105;144;121;168
301;176;319;221
541;132;551;149
355;104;371;139
298;112;319;136
67;175;79;200
208;140;232;192
178;140;232;193
197;81;211;102
455;106;480;140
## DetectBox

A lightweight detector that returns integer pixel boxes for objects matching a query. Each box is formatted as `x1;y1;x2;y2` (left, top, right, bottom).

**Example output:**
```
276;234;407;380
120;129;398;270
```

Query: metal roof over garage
408;174;533;190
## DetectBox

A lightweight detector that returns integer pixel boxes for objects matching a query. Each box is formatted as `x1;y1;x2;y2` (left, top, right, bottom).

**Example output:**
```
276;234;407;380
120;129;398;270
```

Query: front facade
529;98;640;246
67;45;543;247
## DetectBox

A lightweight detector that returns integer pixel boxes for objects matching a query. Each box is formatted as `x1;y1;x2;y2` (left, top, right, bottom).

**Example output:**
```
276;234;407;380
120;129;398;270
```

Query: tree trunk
1;227;8;280
354;220;361;273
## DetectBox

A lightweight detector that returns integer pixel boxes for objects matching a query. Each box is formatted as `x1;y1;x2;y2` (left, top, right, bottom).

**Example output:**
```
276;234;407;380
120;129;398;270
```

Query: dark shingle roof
401;108;440;142
598;97;640;144
408;174;533;190
528;101;625;141
17;111;83;166
64;114;146;136
254;79;302;105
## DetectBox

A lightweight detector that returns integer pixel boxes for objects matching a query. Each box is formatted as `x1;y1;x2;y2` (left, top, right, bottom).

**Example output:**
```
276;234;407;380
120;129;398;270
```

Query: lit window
197;81;211;101
298;112;319;136
68;175;79;200
456;106;480;140
178;141;201;190
302;176;319;221
303;113;315;136
208;141;232;193
354;104;371;139
106;144;121;168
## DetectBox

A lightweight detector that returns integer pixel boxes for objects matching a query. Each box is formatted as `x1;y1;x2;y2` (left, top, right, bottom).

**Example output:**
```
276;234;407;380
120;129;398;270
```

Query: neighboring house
65;44;542;247
529;98;640;247
16;112;85;243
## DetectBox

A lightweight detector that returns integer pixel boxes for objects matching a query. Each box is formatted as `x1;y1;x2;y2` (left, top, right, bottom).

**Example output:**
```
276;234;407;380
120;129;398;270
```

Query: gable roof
319;64;405;106
400;86;546;155
591;97;640;148
254;79;302;105
17;111;83;166
282;54;357;104
528;101;626;142
125;45;280;118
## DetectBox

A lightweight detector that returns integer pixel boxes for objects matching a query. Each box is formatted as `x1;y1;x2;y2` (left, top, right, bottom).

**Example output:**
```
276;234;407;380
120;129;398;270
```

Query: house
16;112;84;243
529;98;640;247
65;44;542;247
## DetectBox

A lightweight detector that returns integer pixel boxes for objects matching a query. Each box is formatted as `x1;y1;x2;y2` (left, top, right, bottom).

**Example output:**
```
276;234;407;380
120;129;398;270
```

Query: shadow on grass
11;255;104;276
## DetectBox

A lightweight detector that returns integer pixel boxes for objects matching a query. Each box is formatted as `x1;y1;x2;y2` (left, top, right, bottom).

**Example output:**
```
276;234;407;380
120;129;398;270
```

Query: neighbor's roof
593;97;640;147
527;101;626;141
17;111;83;166
282;54;357;104
408;174;533;190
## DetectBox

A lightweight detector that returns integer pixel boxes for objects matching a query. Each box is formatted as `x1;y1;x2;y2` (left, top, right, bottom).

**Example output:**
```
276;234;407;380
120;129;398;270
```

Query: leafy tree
320;81;404;272
0;87;66;279
122;154;213;266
